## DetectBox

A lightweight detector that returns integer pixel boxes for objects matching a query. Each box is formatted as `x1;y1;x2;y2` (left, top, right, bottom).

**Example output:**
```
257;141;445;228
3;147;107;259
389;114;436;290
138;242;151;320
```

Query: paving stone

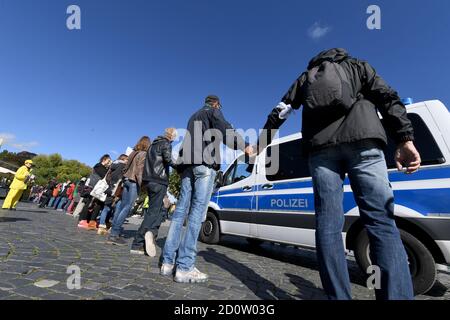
34;279;60;288
0;202;449;301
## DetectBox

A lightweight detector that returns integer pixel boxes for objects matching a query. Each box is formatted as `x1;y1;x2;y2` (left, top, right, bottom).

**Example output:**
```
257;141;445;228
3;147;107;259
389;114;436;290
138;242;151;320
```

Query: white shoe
160;263;175;276
174;267;209;283
144;231;156;257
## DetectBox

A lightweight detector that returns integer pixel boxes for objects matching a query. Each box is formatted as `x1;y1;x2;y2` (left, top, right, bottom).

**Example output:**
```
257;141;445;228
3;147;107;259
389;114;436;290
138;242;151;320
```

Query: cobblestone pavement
0;202;448;300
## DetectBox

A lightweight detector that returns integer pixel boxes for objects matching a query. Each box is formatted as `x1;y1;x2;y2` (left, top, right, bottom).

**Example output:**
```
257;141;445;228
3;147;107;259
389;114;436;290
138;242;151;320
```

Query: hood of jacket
152;136;169;145
307;48;349;70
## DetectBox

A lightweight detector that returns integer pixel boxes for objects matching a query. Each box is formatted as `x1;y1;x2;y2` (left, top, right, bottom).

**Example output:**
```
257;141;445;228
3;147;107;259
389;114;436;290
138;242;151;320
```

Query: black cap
205;95;220;104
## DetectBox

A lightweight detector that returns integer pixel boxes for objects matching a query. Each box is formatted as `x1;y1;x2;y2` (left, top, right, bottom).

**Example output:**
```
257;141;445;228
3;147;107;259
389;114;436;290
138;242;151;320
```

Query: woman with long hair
107;136;151;245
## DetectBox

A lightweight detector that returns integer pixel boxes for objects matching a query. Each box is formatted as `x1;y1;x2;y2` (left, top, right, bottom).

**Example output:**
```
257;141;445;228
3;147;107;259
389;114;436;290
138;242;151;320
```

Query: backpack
301;60;355;112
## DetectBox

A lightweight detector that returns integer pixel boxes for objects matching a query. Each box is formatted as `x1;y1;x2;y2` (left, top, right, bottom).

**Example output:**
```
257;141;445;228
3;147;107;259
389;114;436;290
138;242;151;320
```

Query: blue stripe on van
212;166;450;215
215;166;450;197
256;188;450;216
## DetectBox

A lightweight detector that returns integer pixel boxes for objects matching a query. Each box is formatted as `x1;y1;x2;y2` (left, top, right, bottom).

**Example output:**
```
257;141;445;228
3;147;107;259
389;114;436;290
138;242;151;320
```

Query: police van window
233;158;253;184
223;156;254;186
223;162;236;186
266;139;310;181
384;113;445;168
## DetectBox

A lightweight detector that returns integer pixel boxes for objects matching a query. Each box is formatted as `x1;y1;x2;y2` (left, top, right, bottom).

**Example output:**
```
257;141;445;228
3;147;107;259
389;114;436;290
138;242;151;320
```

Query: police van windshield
223;156;254;186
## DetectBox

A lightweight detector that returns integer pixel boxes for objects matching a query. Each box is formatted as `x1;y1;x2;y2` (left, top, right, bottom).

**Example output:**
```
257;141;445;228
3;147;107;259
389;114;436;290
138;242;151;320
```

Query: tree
32;154;91;185
168;170;181;199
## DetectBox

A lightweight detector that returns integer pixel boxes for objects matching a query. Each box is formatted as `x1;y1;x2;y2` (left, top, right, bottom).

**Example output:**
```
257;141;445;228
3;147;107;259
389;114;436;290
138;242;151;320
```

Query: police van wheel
354;229;437;296
200;212;221;244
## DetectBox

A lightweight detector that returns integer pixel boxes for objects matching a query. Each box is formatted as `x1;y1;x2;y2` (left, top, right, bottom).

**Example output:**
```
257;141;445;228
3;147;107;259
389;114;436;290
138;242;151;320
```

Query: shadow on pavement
0;217;30;223
217;235;368;288
422;280;449;297
285;273;326;300
199;247;296;300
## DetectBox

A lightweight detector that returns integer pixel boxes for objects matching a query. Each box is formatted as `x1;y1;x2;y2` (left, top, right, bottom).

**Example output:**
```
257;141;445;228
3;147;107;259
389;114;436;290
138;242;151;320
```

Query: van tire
200;212;220;244
354;228;437;296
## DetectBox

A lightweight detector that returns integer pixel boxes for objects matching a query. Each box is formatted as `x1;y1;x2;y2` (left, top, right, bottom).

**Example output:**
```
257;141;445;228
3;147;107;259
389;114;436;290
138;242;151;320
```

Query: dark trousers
79;197;104;222
132;182;167;249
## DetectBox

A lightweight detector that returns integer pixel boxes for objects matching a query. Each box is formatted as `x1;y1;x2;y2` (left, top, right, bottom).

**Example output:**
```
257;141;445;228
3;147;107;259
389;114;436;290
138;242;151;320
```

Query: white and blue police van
200;100;450;295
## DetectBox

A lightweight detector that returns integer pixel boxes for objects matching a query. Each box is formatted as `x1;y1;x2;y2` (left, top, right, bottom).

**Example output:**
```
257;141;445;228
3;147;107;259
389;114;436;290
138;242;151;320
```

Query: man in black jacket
161;95;254;283
260;48;420;300
130;128;178;256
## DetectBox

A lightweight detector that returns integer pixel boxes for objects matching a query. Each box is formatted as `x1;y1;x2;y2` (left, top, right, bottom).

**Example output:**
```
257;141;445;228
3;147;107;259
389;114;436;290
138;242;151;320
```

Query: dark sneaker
106;236;128;246
130;247;145;255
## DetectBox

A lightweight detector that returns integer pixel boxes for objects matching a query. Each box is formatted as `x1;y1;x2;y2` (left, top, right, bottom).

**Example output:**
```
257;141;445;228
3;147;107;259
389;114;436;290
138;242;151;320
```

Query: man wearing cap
160;95;254;283
2;160;34;210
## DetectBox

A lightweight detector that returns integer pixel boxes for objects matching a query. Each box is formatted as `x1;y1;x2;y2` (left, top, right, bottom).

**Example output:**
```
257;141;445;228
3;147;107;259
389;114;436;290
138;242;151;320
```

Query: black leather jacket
261;48;414;152
143;136;175;186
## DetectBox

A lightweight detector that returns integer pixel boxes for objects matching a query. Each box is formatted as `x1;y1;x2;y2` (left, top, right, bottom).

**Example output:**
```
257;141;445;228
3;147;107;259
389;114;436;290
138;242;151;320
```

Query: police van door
255;138;316;247
216;155;257;237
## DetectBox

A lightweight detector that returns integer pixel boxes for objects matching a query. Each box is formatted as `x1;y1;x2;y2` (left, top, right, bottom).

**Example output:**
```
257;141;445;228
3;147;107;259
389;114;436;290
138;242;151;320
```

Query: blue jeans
99;200;121;226
309;139;414;300
110;180;138;237
162;165;217;272
57;197;68;210
48;197;56;207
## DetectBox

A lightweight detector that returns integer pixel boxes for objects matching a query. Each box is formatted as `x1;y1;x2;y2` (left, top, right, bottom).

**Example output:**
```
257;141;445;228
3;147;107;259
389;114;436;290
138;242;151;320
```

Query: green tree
32;154;91;185
168;170;181;199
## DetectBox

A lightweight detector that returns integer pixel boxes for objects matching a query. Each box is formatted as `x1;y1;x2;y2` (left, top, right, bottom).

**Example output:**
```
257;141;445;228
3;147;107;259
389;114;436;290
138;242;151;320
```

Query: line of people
42;95;252;284
13;48;423;300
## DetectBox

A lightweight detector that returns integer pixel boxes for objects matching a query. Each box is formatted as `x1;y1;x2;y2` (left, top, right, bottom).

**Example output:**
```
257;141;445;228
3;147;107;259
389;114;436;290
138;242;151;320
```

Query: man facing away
259;48;420;300
160;95;254;283
130;128;178;256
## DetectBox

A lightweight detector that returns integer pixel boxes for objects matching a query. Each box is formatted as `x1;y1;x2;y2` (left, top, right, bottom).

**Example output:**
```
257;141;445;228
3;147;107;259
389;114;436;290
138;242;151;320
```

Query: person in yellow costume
2;160;34;210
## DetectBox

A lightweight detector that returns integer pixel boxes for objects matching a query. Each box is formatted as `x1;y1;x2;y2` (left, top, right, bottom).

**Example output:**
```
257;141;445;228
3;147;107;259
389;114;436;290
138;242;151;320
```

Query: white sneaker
174;267;209;283
160;263;175;276
144;231;156;257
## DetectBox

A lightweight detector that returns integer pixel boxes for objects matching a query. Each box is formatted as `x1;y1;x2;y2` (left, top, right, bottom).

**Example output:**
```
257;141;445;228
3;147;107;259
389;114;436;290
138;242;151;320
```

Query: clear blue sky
1;0;449;166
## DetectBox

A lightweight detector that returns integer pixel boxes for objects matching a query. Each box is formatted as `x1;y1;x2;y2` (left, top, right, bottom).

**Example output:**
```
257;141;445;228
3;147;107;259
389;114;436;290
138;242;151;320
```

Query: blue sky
0;0;449;166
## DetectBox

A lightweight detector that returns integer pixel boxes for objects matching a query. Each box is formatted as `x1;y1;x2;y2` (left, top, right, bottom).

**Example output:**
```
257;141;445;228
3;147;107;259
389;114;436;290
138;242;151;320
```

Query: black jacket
88;163;109;187
177;104;248;171
105;161;126;195
143;136;175;186
262;48;414;152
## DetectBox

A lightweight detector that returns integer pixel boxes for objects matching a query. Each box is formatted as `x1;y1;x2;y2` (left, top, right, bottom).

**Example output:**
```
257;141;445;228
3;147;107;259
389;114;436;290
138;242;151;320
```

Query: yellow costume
2;160;32;209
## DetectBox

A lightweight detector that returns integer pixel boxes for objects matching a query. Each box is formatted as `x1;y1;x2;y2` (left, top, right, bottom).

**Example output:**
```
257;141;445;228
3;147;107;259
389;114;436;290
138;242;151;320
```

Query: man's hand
395;141;421;174
244;145;256;157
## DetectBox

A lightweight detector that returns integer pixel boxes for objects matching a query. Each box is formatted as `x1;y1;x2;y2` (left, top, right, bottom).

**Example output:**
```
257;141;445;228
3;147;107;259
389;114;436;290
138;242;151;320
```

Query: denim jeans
53;196;62;209
99;200;121;226
132;182;168;249
308;139;414;300
48;197;56;207
162;165;217;272
110;180;138;237
57;197;68;210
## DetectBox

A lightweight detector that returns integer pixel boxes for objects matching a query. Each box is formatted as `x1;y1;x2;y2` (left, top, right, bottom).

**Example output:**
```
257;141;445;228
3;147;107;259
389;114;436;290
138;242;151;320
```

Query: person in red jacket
48;183;61;207
65;182;76;213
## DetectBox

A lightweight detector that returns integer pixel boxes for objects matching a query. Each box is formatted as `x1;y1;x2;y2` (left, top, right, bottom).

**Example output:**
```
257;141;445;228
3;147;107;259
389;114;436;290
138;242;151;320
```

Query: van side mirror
215;171;224;188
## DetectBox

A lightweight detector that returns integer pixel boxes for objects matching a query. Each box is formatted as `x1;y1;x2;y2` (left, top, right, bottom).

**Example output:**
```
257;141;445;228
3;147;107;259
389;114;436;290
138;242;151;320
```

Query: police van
200;100;450;295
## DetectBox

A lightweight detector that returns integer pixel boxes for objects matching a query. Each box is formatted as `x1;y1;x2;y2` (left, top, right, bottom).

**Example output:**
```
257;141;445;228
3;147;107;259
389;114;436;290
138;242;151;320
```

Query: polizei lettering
270;198;308;209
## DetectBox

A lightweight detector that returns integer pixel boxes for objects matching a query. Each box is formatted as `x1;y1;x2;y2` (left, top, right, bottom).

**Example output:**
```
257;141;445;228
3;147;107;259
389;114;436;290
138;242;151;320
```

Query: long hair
134;136;151;152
